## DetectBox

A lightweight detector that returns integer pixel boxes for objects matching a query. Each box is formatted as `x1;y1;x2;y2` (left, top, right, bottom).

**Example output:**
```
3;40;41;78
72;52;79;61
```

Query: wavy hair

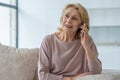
58;3;90;39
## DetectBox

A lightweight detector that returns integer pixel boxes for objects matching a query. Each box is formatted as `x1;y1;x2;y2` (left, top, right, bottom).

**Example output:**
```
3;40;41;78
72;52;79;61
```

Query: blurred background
0;0;120;70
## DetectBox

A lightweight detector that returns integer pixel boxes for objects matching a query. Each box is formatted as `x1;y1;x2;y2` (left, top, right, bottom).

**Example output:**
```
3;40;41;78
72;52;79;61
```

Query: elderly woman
38;3;102;80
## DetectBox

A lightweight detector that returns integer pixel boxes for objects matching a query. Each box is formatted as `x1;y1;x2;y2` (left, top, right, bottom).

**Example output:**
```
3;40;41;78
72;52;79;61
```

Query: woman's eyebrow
72;15;80;18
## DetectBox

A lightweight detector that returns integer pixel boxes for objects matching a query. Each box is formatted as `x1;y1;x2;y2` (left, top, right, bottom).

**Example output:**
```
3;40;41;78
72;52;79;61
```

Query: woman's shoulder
85;35;94;44
43;33;55;40
88;35;96;46
88;35;93;41
42;33;55;43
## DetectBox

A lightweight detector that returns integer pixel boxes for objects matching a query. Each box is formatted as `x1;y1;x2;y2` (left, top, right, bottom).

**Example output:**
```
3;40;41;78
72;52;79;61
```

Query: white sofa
0;43;120;80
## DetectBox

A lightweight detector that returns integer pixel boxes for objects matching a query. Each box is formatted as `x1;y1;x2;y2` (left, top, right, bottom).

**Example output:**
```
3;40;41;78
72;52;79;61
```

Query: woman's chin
63;26;72;30
63;28;71;32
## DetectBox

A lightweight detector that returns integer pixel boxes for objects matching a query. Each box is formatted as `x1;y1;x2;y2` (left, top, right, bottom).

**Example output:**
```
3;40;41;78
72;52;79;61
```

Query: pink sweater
38;33;102;80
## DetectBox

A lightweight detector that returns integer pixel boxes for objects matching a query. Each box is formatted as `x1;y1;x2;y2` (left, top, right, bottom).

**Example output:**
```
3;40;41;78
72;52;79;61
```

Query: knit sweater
38;33;102;80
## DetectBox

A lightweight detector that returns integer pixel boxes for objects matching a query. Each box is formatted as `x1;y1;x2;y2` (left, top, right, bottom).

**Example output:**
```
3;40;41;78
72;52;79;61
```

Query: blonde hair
58;3;90;39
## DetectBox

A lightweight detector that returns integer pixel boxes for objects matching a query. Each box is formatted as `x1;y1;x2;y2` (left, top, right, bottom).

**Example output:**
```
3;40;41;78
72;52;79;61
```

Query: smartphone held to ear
78;23;85;33
78;28;82;33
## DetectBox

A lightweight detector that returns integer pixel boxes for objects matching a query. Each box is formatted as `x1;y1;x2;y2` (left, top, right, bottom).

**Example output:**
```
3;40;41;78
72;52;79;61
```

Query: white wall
98;46;120;70
19;0;120;70
19;0;45;48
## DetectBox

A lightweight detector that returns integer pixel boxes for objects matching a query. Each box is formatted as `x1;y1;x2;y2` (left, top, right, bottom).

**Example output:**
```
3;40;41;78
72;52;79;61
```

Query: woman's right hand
73;72;92;80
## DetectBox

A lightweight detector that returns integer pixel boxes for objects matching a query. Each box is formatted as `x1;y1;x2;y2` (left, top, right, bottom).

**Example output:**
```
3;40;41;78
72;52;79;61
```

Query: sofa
0;43;120;80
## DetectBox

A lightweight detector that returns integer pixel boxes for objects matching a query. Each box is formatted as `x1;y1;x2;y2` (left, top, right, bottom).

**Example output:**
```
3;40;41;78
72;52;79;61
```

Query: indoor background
0;0;120;70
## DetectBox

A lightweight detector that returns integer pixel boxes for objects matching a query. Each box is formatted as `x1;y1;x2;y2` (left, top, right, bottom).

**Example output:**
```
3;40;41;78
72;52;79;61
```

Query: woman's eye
65;14;69;18
72;17;78;20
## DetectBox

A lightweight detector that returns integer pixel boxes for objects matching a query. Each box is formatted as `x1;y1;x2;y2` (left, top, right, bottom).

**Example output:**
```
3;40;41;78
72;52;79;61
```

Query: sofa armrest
76;69;120;80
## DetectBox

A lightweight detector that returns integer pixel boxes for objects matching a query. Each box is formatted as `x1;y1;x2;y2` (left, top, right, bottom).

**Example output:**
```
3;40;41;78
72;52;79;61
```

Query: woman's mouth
64;24;72;28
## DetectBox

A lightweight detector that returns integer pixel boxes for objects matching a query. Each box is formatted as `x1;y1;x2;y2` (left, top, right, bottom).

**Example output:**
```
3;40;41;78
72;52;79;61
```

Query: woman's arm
38;37;63;80
38;54;63;80
80;24;102;74
81;35;102;74
84;43;102;74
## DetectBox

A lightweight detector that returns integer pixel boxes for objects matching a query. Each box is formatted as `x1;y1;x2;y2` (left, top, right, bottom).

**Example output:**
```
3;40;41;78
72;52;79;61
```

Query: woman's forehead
64;7;80;17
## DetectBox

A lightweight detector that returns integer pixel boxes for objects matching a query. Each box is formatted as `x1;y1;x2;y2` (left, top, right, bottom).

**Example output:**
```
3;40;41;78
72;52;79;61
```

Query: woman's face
61;7;82;33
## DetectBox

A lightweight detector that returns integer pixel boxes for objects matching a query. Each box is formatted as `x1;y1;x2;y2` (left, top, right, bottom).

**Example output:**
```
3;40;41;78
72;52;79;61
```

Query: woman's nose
67;17;72;23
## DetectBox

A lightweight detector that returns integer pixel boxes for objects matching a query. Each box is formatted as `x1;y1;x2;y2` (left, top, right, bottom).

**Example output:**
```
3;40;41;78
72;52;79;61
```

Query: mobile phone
78;28;82;33
77;23;84;33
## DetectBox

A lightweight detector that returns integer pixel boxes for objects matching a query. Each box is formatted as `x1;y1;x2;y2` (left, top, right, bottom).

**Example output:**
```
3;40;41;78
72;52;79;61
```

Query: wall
18;0;45;48
19;0;120;70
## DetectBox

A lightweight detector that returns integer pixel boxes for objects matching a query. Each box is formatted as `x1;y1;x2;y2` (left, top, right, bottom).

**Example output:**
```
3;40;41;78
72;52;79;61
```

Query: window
0;0;18;47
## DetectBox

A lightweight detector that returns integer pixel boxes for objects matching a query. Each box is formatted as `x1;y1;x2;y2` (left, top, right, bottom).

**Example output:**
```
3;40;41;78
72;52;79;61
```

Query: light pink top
38;33;102;80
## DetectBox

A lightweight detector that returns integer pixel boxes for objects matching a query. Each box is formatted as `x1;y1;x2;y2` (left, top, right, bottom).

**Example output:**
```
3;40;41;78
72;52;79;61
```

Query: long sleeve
85;37;102;74
38;37;63;80
38;34;102;80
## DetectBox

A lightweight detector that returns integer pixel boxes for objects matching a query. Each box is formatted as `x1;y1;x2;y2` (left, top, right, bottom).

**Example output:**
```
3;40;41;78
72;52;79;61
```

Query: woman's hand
63;77;73;80
80;23;90;48
72;72;92;80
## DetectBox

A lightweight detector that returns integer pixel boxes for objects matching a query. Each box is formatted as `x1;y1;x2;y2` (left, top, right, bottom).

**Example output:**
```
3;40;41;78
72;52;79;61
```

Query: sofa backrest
0;43;39;80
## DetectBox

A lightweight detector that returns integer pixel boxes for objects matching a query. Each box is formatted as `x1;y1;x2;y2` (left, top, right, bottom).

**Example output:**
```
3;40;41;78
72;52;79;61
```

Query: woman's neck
56;31;76;42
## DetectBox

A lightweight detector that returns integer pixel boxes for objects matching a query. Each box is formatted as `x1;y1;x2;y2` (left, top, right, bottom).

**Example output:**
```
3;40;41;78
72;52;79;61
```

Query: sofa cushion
33;69;38;80
0;43;39;80
76;69;120;80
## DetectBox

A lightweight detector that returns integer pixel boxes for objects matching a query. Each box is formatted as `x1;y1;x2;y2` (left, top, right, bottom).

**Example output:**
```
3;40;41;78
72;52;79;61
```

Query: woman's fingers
80;31;84;38
80;23;88;33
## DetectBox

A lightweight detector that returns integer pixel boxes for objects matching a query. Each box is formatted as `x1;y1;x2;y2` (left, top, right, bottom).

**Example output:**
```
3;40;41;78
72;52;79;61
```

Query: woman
38;3;102;80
